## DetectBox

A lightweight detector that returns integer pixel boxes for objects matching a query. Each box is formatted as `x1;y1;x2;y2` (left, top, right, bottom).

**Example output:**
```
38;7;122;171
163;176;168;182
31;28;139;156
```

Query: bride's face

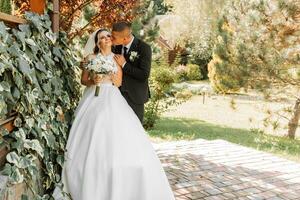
97;31;112;49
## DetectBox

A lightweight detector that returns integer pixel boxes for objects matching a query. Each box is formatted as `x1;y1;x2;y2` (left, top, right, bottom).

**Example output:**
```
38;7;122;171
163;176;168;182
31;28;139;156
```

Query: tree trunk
51;0;60;33
287;98;300;139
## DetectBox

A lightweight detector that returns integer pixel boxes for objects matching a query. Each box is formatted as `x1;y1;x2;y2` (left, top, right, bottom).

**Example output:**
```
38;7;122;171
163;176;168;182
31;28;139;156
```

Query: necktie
123;46;128;56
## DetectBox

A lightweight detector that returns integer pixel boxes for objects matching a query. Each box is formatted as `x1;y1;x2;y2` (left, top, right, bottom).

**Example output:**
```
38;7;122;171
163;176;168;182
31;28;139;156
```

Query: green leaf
46;31;57;44
0;81;10;92
53;47;62;59
25;117;35;128
8;43;21;57
18;154;36;169
56;155;64;167
41;131;56;148
12;128;26;140
1;163;12;176
25;38;36;46
24;139;44;158
13;30;26;49
13;117;23;127
10;167;24;184
18;57;32;75
13;72;24;90
6;151;21;165
34;61;47;73
27;165;38;177
18;24;31;36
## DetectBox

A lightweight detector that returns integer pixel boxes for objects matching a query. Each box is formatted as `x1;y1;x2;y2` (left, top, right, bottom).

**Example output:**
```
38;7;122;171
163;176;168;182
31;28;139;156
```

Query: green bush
175;65;188;82
186;64;202;81
143;57;177;129
0;13;81;199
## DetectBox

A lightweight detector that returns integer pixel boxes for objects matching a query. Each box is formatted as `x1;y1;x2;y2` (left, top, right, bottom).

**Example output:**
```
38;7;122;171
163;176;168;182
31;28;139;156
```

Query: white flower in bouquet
85;54;117;96
86;54;117;74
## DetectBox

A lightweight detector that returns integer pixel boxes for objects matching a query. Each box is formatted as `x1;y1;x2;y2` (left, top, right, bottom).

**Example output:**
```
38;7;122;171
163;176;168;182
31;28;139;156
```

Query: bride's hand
93;74;103;84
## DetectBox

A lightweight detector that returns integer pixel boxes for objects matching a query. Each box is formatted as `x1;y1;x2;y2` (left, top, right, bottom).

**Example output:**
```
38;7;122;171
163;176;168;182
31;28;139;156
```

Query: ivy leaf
41;131;56;148
12;128;26;140
18;154;36;169
18;57;32;75
6;151;21;166
0;81;10;92
25;117;35;128
1;163;12;176
0;22;9;36
0;126;9;137
53;47;62;59
27;165;38;177
24;139;44;158
10;167;24;184
13;71;24;90
56;155;64;168
0;97;7;116
18;24;31;36
42;53;55;66
12;86;21;99
13;117;23;127
13;30;26;50
8;43;21;57
46;31;57;44
34;61;47;73
25;38;36;46
42;82;51;94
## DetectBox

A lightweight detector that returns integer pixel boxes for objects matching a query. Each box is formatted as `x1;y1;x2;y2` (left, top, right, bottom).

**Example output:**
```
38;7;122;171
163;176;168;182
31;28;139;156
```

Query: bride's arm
111;65;122;87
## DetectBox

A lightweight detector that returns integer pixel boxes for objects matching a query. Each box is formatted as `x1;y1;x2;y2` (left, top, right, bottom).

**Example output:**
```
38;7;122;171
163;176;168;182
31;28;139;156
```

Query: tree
161;0;226;78
132;0;171;53
14;0;138;41
208;0;300;138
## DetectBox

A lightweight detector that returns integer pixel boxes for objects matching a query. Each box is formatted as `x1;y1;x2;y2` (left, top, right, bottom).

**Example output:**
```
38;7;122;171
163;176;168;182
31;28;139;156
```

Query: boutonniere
129;51;139;62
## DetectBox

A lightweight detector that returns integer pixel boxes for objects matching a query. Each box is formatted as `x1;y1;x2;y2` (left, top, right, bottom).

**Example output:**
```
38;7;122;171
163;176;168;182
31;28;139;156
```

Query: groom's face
111;31;125;45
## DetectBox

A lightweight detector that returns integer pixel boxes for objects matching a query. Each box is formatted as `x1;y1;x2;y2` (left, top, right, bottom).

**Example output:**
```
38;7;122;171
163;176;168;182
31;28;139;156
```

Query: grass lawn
147;117;300;162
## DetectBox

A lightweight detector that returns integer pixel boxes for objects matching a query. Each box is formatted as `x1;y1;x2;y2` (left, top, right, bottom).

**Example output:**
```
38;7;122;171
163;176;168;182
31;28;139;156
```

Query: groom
112;22;152;123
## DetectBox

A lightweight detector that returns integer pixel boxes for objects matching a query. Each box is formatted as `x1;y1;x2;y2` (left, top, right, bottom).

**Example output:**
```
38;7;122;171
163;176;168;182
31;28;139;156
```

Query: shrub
143;57;177;129
186;63;202;81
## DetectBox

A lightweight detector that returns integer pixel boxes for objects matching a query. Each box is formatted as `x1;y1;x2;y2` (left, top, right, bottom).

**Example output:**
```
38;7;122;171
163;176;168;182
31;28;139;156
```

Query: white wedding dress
53;53;175;200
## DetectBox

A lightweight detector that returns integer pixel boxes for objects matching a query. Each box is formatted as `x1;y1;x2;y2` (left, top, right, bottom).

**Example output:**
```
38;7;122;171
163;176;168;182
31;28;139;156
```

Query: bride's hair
94;28;109;54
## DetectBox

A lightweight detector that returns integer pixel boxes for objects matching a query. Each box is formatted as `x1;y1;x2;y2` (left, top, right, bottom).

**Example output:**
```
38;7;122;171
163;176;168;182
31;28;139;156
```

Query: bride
53;28;175;200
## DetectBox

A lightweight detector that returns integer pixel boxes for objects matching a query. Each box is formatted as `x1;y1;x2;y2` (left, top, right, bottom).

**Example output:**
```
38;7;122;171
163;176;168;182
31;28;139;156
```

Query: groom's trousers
121;91;144;123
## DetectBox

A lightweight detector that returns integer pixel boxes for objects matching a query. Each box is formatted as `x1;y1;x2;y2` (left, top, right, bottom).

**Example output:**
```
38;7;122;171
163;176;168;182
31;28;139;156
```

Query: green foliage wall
0;12;81;199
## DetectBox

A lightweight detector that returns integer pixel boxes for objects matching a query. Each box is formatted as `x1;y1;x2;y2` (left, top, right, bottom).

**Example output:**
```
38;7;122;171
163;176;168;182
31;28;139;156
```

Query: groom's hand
114;54;126;67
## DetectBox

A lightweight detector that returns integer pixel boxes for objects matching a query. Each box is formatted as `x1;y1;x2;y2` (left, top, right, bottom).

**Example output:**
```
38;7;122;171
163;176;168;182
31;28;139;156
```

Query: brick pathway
153;139;300;200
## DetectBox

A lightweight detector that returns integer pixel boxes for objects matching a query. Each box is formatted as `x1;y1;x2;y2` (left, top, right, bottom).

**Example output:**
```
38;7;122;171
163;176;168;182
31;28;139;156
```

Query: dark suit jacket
113;37;152;104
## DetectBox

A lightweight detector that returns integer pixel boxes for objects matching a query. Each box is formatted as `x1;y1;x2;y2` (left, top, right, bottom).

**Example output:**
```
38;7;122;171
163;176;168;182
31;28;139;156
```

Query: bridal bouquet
85;54;117;96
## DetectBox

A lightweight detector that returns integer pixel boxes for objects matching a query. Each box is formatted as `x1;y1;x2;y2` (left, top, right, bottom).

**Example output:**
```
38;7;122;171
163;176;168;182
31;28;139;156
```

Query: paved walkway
153;139;300;200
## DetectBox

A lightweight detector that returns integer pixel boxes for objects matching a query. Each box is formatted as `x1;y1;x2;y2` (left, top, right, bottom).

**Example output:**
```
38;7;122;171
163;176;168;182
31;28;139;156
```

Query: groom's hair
112;21;132;32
